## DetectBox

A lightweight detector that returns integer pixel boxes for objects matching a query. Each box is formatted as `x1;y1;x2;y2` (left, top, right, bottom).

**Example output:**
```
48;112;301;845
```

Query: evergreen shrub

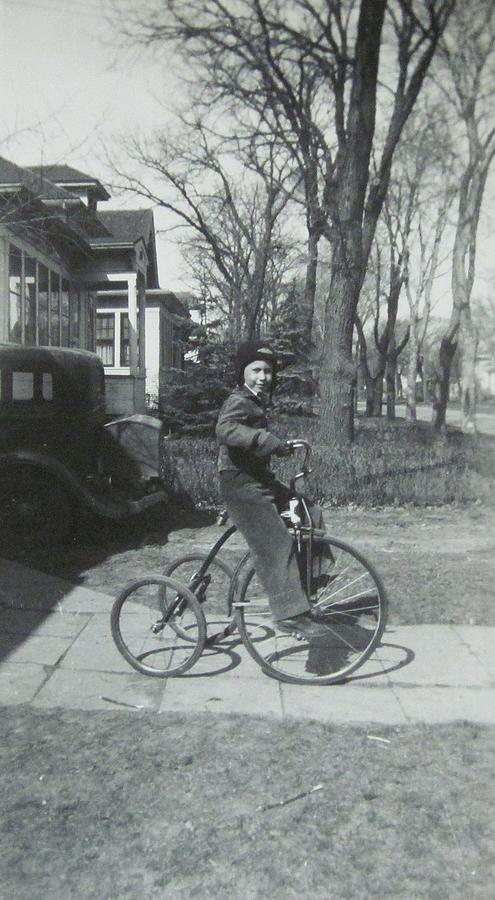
159;364;230;434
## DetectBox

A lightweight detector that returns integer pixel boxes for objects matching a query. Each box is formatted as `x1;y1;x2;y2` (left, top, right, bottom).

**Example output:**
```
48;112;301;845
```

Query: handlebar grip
217;509;229;526
286;439;311;451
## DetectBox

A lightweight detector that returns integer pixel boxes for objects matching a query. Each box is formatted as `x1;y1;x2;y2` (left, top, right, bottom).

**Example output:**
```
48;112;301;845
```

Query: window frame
95;312;116;367
7;241;88;351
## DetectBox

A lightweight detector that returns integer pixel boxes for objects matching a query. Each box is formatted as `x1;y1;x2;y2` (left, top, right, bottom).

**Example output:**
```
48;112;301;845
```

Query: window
70;289;81;346
61;279;70;346
87;293;96;351
38;264;49;346
24;255;37;345
8;245;22;343
96;313;115;366
7;244;82;350
50;271;60;346
94;307;138;369
120;313;130;366
12;371;34;400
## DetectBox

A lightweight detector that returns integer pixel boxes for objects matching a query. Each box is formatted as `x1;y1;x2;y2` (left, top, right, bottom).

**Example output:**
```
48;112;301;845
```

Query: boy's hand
275;441;294;457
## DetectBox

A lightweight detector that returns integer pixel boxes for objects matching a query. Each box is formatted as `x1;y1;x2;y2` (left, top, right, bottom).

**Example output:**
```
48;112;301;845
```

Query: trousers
219;469;324;621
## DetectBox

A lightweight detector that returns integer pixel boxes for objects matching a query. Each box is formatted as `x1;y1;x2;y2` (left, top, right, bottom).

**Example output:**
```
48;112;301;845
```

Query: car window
12;371;34;400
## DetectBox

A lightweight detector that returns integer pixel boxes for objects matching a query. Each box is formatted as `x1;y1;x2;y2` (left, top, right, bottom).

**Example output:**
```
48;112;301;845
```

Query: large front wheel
235;535;388;685
111;576;206;677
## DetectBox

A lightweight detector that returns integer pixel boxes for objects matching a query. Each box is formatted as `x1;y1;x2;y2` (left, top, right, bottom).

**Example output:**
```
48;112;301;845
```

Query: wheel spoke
236;536;387;684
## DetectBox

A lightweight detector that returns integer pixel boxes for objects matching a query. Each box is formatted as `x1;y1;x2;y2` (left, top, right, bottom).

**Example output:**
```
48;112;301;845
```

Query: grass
161;414;495;509
2;707;493;900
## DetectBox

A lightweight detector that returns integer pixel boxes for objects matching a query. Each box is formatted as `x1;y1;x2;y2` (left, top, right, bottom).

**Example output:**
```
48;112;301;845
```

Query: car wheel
0;472;74;546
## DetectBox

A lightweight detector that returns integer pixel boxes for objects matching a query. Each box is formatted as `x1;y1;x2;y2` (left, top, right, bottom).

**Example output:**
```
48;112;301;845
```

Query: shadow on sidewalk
164;621;416;684
0;500;216;665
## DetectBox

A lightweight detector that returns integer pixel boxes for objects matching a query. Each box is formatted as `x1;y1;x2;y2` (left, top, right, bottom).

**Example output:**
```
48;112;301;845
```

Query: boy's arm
216;393;284;457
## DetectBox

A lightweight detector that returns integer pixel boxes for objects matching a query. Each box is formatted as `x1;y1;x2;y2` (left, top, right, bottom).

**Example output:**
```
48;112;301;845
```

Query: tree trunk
371;373;384;416
459;308;478;434
303;228;318;347
355;317;373;416
387;330;409;420
319;264;357;444
364;387;374;417
319;0;386;445
385;359;396;420
406;328;419;422
433;325;458;429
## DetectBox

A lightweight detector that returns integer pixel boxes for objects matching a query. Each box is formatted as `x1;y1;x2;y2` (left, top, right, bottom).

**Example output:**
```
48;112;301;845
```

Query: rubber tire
110;575;207;677
235;535;388;685
163;553;234;641
0;472;73;546
164;553;233;598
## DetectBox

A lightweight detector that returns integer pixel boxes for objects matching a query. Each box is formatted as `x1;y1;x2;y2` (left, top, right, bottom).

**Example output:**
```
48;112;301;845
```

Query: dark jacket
216;386;284;477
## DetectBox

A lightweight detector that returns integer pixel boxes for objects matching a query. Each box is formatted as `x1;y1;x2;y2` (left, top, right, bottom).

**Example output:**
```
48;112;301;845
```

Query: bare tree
380;102;457;421
355;231;407;419
110;124;296;339
433;0;495;432
111;0;454;443
404;183;452;419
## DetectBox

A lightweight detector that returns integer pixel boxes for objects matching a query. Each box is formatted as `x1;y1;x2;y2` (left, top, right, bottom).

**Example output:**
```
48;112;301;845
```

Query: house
144;290;190;406
0;156;189;416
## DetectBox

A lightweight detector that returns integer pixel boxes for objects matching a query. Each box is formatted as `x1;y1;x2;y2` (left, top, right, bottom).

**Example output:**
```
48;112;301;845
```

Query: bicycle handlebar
286;439;312;482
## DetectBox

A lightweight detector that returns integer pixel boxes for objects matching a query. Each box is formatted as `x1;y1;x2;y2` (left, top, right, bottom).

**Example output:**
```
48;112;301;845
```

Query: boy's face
243;359;273;396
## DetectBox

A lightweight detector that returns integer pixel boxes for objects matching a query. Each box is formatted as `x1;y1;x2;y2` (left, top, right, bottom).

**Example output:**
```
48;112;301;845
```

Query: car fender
0;450;166;519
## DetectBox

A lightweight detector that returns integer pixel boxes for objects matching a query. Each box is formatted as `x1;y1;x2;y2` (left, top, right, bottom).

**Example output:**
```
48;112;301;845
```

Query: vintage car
0;344;167;545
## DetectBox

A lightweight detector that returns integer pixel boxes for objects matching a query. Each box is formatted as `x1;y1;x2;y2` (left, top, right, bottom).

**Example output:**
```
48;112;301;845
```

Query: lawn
2;422;494;899
1;707;493;900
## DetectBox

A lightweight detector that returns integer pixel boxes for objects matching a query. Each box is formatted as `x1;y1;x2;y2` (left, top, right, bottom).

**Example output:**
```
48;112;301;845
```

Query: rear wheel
111;575;206;677
235;535;388;685
164;554;234;643
0;472;73;545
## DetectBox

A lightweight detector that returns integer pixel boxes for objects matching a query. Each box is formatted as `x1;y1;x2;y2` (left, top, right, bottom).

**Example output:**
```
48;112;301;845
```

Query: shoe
276;611;329;639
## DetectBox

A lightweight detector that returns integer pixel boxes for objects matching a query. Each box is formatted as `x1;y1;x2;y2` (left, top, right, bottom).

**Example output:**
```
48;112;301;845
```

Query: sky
1;0;494;308
1;0;188;289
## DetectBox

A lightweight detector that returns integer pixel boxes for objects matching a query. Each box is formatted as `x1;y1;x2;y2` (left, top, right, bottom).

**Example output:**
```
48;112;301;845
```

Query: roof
146;290;190;319
91;209;159;288
28;164;110;200
0;156;80;203
0;155;158;284
93;209;154;246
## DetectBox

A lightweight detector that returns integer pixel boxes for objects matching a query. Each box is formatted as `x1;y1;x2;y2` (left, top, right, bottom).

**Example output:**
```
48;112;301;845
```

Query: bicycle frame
186;440;322;621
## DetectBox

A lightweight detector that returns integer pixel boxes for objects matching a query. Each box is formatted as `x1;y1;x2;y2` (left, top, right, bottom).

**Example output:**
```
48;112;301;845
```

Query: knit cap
235;339;278;390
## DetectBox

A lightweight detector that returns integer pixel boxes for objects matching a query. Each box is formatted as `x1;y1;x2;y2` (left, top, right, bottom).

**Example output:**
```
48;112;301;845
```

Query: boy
216;339;328;638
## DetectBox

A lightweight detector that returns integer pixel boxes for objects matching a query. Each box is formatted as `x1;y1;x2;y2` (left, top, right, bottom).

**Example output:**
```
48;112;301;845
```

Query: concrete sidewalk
1;557;494;725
